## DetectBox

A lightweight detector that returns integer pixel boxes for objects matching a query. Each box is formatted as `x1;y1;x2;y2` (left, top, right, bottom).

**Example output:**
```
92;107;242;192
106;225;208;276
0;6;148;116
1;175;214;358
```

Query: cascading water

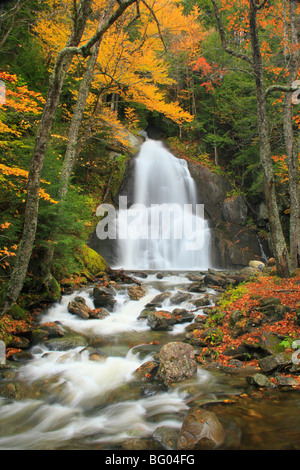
117;139;211;270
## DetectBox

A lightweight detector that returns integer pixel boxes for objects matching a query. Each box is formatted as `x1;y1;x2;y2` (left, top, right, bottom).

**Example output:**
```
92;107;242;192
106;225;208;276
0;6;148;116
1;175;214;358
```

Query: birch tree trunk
282;0;300;270
248;0;291;277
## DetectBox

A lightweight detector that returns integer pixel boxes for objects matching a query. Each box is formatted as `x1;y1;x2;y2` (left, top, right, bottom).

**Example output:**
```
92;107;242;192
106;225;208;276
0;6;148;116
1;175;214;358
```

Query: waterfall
116;139;211;270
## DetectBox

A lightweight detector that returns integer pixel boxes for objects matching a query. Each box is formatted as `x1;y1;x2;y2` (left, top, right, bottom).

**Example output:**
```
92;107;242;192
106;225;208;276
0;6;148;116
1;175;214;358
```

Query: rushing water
1;272;300;451
117;139;211;270
0;274;215;450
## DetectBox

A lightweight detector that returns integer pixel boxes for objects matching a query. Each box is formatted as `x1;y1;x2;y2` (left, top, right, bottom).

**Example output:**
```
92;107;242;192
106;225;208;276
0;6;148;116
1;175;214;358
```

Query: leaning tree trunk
249;0;291;277
1;0;93;316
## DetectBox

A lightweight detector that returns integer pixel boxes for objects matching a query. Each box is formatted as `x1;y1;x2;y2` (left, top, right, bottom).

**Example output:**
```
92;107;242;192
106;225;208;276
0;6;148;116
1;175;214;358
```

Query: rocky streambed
1;266;300;450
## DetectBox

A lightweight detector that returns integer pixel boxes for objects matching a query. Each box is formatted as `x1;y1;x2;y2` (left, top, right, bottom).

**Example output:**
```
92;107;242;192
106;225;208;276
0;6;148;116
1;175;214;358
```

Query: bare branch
140;0;167;52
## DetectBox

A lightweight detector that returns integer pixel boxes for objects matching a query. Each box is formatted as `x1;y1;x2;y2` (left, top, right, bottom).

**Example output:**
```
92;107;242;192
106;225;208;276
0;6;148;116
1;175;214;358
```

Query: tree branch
210;0;253;65
140;0;167;52
265;83;299;96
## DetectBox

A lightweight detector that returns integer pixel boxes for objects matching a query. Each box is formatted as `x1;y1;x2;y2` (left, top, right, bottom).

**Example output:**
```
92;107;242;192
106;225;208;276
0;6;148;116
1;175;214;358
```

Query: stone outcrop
187;160;268;268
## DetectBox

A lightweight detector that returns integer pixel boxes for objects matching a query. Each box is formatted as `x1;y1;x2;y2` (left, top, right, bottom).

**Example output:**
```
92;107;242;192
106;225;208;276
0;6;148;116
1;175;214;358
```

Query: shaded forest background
0;0;299;316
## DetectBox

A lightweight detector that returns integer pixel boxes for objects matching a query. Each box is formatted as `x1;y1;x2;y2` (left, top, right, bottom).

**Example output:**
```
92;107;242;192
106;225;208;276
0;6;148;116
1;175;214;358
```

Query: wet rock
31;322;65;345
0;382;23;400
152;426;179;450
258;352;293;374
43;334;88;351
89;308;110;319
169;292;192;305
172;308;194;323
146;291;171;307
68;296;91;319
128;285;146;300
133;360;159;381
190;295;211;308
157;342;197;383
274;373;299;388
187;282;206;293
147;310;176;330
177;407;225;450
246;373;275;388
8;336;31;350
186;273;205;282
137;307;155;320
130;343;161;359
92;286;116;311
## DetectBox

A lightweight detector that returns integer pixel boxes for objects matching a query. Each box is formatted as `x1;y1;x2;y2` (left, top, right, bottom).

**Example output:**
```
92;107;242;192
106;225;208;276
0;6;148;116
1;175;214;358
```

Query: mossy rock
78;246;107;277
9;304;28;321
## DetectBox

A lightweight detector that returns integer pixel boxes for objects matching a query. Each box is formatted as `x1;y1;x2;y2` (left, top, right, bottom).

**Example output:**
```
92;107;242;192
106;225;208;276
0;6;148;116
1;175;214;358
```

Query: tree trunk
282;0;300;270
249;0;291;277
1;0;93;316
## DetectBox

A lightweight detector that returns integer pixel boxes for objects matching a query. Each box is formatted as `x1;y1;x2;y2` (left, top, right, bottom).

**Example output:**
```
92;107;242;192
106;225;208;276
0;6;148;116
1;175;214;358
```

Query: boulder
146;291;171;307
259;331;285;355
89;308;110;319
249;260;265;270
169;292;193;305
172;308;194;323
128;285;146;300
43;334;88;351
68;296;92;319
246;373;275;388
152;426;179;450
92;286;116;311
177;407;225;450
157;342;197;383
258;352;293;374
147;310;176;330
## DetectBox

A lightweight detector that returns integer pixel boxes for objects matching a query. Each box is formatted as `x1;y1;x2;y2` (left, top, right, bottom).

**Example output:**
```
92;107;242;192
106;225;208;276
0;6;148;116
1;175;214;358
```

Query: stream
1;271;300;451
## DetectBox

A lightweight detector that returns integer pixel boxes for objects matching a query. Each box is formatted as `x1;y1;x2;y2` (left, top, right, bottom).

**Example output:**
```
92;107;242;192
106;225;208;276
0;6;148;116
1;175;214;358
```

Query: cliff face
187;160;268;269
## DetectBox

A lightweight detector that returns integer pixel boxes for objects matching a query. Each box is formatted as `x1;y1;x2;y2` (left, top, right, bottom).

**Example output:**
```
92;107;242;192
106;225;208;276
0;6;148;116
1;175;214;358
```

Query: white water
0;274;214;450
117;139;212;270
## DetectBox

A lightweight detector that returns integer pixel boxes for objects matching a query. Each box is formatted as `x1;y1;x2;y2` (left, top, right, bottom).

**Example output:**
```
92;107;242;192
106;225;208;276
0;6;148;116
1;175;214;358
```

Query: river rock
133;360;159;381
258;352;293;374
92;286;116;311
187;282;206;293
157;342;197;383
147;291;171;307
246;373;275;388
43;334;88;351
172;308;194;323
68;296;92;319
147;310;176;330
152;426;179;450
177;407;225;450
89;308;110;319
30;322;65;345
169;292;192;305
128;285;146;300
